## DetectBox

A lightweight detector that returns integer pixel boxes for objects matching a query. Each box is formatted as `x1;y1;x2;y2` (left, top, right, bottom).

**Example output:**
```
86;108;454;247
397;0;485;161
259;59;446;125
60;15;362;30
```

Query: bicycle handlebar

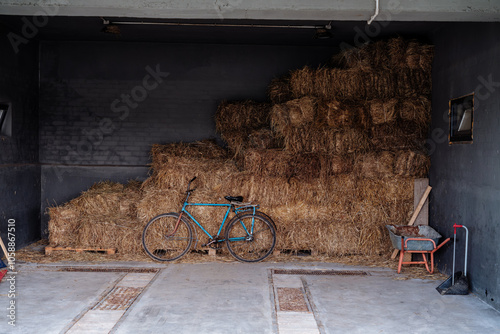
186;176;197;193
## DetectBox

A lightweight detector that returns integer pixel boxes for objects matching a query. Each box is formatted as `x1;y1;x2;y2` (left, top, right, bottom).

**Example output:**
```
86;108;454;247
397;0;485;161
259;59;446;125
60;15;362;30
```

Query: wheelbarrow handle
403;238;437;250
432;237;451;253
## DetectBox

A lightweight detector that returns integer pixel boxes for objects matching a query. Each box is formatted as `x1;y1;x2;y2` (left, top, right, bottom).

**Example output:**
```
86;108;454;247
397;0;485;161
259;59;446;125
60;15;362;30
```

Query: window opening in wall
0;103;11;137
449;93;474;143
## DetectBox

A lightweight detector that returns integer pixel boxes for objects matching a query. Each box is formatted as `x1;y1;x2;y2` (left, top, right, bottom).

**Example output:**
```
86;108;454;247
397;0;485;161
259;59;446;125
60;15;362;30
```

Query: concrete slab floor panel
0;270;123;334
115;263;274;334
305;275;500;334
277;312;320;334
67;310;126;334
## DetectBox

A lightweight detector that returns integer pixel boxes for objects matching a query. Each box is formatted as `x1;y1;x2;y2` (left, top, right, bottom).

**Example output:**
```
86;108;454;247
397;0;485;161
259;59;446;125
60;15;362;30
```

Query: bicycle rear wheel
142;213;192;261
225;213;276;262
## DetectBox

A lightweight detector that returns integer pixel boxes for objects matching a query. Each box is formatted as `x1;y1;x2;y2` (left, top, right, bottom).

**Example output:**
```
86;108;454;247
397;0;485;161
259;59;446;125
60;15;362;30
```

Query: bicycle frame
180;201;259;241
175;176;262;246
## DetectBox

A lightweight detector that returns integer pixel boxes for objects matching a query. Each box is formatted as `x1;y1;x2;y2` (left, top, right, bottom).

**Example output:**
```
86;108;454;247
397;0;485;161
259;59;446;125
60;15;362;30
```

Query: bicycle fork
166;212;184;237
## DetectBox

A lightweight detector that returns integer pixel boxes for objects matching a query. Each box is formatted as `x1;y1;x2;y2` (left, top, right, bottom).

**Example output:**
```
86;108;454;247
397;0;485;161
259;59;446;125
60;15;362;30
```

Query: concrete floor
0;261;499;334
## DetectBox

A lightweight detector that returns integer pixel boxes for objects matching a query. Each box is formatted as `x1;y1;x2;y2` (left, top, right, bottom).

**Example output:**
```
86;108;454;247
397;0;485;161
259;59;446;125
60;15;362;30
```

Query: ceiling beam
0;0;499;22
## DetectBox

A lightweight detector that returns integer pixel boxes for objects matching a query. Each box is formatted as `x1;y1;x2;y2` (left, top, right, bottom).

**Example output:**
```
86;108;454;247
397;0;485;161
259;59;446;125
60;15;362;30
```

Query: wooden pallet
45;246;116;255
193;248;217;257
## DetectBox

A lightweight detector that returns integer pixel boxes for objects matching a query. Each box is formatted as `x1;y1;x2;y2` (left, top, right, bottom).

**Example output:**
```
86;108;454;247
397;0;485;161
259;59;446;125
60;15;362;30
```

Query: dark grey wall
0;37;40;249
430;22;500;310
39;41;336;235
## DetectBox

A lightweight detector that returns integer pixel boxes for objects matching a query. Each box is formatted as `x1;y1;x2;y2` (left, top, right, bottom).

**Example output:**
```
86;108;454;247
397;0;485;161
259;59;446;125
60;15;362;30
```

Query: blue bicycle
142;177;277;262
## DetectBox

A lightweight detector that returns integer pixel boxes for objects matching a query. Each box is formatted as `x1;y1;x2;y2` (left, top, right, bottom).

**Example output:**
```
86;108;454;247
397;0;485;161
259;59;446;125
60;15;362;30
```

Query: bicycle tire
225;213;276;262
142;213;193;261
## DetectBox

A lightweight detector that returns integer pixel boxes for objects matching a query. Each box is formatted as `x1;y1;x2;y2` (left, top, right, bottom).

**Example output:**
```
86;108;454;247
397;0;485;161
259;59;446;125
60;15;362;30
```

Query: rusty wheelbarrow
386;225;450;274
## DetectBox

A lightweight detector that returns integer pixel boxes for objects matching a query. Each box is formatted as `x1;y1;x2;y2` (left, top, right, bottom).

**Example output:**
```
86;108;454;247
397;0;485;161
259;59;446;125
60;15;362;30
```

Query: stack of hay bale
48;37;433;258
216;37;433;255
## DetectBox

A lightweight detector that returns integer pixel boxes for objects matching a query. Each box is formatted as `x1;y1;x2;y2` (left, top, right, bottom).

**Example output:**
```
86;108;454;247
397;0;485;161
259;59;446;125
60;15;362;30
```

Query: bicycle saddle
225;195;243;203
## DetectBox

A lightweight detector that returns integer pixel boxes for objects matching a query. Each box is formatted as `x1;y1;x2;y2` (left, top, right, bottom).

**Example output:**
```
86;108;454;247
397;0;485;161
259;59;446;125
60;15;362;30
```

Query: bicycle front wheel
142;213;193;261
225;213;276;262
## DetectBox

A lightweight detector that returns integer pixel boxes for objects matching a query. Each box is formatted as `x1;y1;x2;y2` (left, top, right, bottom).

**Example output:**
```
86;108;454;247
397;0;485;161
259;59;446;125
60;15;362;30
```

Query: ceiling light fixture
100;17;332;31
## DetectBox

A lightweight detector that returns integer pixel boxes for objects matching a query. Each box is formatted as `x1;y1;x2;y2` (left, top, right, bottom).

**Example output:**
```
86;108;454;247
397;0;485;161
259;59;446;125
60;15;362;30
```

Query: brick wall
39;41;335;166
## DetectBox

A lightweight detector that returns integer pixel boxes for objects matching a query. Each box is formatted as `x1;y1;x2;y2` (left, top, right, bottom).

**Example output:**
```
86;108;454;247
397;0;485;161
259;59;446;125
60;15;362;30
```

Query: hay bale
215;100;271;133
313;67;337;99
395;69;432;97
356;177;414;206
150;156;238;191
335;128;372;154
336;40;392;72
273;123;370;155
288;153;323;180
275;218;360;255
419;45;434;73
270;97;319;131
47;206;79;247
66;181;123;217
137;185;185;222
388;37;408;70
365;70;397;100
279;127;336;154
350;197;414;255
220;130;249;158
313;67;370;100
248;127;281;150
150;140;228;170
77;218;143;254
394;150;430;177
270;103;291;137
399;96;431;128
243;149;292;178
369;40;391;70
337;46;372;71
368;99;399;125
323;154;354;175
287;96;318;127
268;77;293;104
119;180;142;218
370;120;426;151
290;66;315;98
354;151;395;179
405;40;423;70
318;100;355;129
